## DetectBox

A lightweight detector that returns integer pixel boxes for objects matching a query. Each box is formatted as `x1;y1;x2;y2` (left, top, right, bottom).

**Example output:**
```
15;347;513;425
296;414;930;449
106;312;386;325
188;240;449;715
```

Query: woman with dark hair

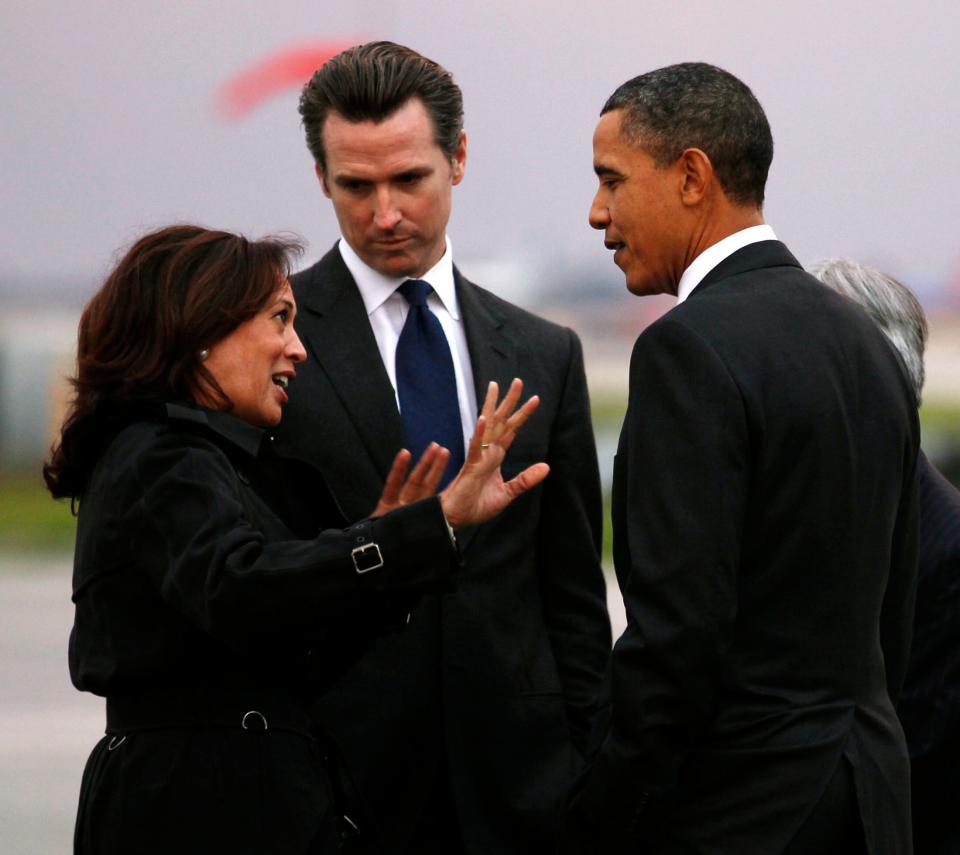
46;224;548;855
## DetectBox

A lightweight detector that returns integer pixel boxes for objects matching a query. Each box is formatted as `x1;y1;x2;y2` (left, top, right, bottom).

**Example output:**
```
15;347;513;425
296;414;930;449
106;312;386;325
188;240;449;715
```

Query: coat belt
105;689;316;737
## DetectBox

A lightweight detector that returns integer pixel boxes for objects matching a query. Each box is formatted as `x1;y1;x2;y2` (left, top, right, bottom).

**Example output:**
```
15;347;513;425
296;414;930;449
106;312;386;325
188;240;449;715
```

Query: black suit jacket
898;452;960;855
273;246;611;854
571;241;919;855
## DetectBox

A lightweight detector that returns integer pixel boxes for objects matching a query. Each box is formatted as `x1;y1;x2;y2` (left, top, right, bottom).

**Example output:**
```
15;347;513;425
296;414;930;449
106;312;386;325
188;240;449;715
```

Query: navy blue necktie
395;279;465;489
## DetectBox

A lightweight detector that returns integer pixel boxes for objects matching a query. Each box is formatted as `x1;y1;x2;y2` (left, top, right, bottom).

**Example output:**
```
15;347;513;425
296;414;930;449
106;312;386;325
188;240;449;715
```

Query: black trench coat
69;402;458;854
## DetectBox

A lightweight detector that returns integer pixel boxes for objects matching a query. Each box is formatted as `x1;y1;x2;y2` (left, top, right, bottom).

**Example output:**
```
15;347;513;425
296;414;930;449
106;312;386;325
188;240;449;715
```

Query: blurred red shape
216;41;358;119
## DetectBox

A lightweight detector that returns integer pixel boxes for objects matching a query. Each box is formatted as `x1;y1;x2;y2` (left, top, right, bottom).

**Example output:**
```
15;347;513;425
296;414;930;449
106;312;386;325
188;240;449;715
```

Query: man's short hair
810;258;928;406
602;62;773;207
299;41;464;172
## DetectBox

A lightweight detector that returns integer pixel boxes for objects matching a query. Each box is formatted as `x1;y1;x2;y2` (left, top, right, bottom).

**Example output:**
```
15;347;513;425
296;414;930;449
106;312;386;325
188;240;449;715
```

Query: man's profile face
317;98;466;279
589;110;686;297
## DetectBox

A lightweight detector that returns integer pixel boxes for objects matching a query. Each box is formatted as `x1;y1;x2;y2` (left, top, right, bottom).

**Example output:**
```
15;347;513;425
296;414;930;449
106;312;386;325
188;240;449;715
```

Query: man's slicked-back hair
602;62;773;207
299;41;464;172
809;258;928;407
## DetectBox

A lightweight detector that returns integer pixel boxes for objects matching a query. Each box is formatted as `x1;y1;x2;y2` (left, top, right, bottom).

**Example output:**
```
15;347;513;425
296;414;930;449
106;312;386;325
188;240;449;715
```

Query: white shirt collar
676;224;778;304
337;236;460;320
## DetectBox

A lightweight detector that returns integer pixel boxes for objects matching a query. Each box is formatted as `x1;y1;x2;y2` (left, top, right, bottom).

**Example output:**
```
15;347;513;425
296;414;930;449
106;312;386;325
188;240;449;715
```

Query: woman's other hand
439;379;550;530
370;443;451;518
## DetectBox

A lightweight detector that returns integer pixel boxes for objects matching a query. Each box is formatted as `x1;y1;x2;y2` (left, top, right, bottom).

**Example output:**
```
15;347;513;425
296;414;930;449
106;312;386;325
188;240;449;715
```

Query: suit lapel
456;268;522;405
691;240;804;298
295;248;406;483
455;269;525;552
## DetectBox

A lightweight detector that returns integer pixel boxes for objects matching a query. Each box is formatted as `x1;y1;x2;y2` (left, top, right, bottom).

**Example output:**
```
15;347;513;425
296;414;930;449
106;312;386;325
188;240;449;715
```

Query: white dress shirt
676;224;778;304
338;237;479;451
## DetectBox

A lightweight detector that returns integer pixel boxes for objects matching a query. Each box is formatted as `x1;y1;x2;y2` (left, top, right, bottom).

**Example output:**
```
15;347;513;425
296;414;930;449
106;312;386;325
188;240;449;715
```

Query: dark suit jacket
273;246;611;854
571;241;919;855
898;453;960;855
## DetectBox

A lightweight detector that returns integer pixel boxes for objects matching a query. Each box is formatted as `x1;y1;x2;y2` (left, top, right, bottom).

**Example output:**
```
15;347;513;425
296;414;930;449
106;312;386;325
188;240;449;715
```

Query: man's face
317;98;466;279
589;110;688;297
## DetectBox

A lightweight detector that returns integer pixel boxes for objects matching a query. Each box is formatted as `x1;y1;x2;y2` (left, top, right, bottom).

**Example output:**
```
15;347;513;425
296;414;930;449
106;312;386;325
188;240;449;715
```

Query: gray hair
809;259;927;406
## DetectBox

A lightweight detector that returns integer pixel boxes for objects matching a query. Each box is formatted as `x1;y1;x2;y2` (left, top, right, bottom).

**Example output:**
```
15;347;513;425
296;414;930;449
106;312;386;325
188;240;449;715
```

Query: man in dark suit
566;63;919;854
811;259;960;855
273;42;611;854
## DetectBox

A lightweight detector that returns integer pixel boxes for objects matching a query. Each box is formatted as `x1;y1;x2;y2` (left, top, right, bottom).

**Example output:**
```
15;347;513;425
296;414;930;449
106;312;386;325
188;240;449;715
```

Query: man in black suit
811;258;960;855
273;42;611;854
566;63;919;854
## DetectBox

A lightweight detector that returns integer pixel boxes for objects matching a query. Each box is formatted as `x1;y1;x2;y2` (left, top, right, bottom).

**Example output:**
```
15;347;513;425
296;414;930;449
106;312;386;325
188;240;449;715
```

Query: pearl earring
199;349;209;361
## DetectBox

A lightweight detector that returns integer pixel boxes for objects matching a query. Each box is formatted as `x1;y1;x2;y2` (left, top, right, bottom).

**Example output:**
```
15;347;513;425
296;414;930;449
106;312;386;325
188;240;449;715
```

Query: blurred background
2;1;959;850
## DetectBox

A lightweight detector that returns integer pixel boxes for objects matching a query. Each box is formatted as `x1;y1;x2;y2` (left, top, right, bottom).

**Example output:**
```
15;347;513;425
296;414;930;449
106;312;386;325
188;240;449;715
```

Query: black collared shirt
69;402;456;698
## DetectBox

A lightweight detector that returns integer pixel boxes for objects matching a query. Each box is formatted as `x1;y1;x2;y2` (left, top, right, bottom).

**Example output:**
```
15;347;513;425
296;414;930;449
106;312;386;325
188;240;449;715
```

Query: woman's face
202;281;307;427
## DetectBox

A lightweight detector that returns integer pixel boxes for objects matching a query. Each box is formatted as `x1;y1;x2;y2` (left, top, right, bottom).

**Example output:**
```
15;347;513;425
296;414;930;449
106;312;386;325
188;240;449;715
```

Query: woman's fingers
376;404;544;525
493;378;524;423
439;380;547;528
464;414;488;466
405;442;440;487
378;449;412;507
398;443;449;502
506;393;539;432
374;445;454;514
504;462;550;497
493;395;538;454
479;381;499;429
370;449;413;516
464;380;542;465
420;446;451;496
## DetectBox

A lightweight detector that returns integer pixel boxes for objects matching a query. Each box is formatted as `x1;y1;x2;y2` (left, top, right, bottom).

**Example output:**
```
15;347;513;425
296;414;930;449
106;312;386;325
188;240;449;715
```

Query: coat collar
688;240;803;299
90;399;266;460
165;403;266;458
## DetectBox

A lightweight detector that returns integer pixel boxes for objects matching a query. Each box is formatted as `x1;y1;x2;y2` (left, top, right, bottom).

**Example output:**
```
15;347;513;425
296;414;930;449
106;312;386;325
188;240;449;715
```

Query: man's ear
450;130;467;186
315;163;332;198
678;148;713;207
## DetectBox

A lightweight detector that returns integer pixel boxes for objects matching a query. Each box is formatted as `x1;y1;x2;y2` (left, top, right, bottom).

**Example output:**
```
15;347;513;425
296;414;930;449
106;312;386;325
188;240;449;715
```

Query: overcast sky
4;0;959;302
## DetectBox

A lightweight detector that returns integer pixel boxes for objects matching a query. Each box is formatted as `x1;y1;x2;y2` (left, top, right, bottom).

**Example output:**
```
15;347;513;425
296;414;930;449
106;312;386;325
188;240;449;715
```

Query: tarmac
0;554;100;853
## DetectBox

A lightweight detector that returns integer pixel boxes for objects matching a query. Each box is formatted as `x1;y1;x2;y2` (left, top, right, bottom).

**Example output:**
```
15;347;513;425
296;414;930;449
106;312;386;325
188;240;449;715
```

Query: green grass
920;399;960;433
590;393;628;429
590;394;625;563
0;471;77;552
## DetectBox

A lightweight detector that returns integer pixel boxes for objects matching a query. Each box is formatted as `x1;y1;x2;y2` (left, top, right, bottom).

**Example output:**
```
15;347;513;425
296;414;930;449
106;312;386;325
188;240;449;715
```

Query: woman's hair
44;224;302;501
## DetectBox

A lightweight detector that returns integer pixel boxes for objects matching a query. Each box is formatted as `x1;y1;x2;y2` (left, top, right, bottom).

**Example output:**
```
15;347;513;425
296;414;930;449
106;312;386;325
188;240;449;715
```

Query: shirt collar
165;403;266;458
337;236;461;320
676;224;778;304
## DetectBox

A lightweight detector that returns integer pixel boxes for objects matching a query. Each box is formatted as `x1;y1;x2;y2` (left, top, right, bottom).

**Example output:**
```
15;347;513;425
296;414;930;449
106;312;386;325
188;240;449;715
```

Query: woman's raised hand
370;443;451;518
439;379;550;530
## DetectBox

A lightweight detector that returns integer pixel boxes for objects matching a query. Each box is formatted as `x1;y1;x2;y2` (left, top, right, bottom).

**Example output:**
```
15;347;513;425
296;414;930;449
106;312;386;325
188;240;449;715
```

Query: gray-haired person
812;258;960;855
